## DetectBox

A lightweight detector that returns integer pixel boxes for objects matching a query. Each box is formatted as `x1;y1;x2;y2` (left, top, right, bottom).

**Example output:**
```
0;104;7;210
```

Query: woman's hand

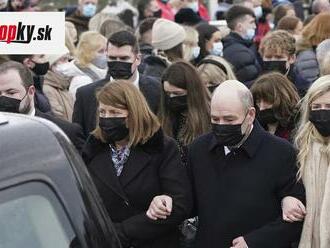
282;196;306;222
146;195;173;220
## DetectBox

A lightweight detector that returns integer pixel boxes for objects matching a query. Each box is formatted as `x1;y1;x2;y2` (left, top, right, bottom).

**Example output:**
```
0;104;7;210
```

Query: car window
0;182;77;248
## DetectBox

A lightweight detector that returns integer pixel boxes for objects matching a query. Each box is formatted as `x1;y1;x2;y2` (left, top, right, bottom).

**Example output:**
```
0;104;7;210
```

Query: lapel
88;148;129;201
119;145;152;187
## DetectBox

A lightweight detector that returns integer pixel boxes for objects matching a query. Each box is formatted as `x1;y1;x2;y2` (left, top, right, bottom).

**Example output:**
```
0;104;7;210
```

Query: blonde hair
259;30;296;57
65;21;77;57
93;80;160;146
197;55;236;86
297;12;330;52
295;75;330;178
76;31;107;67
182;26;199;62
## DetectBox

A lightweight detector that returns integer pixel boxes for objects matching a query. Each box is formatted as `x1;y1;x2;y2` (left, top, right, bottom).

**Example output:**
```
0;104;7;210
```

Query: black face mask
31;61;50;76
208;85;219;94
165;94;188;113
257;108;277;127
212;113;248;147
153;9;162;18
0;93;29;113
262;60;287;74
309;110;330;137
99;117;129;142
107;61;133;80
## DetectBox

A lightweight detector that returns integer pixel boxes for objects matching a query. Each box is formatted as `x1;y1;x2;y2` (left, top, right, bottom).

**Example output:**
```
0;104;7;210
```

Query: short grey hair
316;39;330;65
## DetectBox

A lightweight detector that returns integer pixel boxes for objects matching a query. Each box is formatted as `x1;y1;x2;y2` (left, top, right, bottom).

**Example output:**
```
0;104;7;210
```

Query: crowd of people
1;0;330;247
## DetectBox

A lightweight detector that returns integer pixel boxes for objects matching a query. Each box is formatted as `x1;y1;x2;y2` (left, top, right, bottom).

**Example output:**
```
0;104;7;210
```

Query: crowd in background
1;0;330;247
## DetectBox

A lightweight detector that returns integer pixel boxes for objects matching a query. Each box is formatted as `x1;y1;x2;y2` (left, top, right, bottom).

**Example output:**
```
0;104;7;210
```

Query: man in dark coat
66;0;98;38
10;54;52;113
223;5;261;87
147;80;305;248
73;31;161;136
0;61;85;152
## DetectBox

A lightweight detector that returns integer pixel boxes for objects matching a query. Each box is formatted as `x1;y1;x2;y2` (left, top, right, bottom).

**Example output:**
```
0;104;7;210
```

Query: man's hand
146;195;172;220
282;196;306;222
231;236;248;248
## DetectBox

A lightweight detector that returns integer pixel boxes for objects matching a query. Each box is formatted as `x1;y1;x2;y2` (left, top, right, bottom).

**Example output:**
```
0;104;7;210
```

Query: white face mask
188;1;198;12
54;62;72;76
210;41;223;56
243;28;255;41
192;46;200;59
254;6;263;19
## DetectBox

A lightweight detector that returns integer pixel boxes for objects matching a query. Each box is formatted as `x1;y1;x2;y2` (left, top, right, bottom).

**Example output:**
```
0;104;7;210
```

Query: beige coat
44;71;74;122
299;142;330;248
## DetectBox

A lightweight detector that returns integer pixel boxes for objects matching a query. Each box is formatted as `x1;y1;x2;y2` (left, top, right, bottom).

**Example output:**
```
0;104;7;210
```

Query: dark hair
138;17;157;36
273;4;295;26
159;60;211;145
175;8;202;26
0;61;34;88
195;23;219;62
137;0;152;20
225;5;255;30
250;72;300;127
9;55;33;64
108;30;140;54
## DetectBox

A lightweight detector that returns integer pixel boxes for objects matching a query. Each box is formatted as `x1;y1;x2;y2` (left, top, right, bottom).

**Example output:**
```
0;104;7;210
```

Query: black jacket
223;32;261;87
188;122;305;248
82;130;192;248
36;110;86;152
72;74;161;136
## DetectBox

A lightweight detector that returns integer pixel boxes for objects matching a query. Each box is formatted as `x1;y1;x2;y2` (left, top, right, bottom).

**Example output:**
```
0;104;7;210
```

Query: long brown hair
159;60;211;145
297;12;330;51
93;80;160;146
250;72;300;127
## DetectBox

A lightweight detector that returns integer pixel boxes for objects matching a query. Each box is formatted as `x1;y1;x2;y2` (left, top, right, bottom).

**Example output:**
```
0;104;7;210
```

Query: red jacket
157;0;175;20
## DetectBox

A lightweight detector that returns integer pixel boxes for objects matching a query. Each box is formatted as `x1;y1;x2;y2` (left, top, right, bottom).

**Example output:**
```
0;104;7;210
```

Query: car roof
0;112;72;182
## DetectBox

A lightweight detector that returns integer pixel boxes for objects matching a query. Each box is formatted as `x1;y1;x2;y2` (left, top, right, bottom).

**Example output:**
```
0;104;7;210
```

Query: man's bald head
212;80;254;113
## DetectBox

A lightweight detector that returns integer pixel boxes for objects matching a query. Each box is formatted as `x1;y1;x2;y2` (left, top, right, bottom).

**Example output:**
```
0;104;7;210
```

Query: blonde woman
65;31;107;98
65;21;78;58
182;26;200;63
290;75;330;248
197;55;236;93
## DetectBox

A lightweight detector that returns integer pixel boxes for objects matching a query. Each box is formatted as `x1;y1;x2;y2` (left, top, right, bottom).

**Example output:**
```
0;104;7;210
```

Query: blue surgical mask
82;3;96;17
188;1;199;12
243;28;255;41
210;41;223;56
92;53;108;69
192;46;200;59
254;6;263;19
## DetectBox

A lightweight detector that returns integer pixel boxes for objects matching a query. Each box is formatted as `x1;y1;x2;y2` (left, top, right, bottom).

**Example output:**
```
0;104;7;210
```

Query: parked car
0;112;122;248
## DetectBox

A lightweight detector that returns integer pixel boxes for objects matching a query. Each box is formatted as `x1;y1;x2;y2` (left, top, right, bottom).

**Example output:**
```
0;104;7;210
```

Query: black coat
82;130;192;248
72;74;161;136
223;32;261;87
187;122;305;248
36;110;86;152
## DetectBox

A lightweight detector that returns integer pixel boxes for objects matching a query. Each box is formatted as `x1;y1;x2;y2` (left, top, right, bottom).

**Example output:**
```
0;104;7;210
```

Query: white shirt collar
223;124;254;156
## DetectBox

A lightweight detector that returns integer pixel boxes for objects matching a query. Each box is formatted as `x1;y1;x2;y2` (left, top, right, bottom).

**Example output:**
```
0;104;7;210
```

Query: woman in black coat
82;80;191;248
